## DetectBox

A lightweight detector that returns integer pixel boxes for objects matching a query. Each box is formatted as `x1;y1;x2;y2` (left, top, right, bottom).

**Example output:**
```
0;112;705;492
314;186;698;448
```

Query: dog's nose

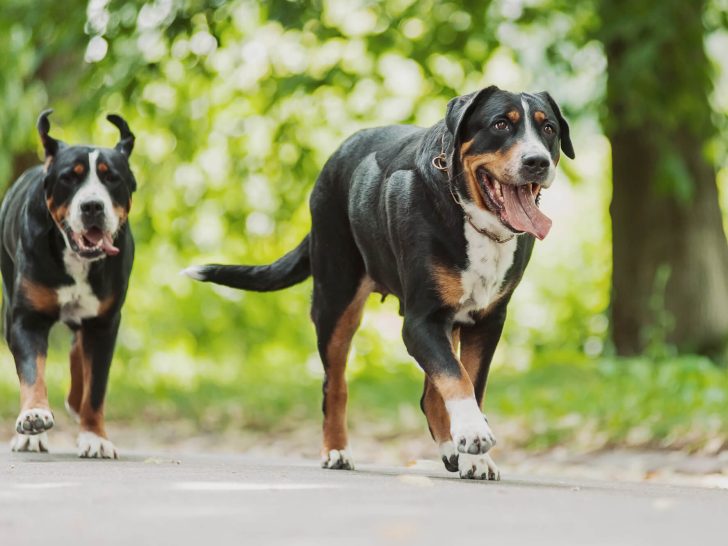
522;154;550;177
80;200;104;219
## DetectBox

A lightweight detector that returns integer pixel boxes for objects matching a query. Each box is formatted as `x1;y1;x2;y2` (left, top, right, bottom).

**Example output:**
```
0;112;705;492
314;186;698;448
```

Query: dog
1;110;136;458
184;85;574;479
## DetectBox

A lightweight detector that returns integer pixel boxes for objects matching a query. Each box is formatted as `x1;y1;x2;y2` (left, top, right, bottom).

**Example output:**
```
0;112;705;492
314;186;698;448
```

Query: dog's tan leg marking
73;331;117;458
422;326;460;443
421;326;497;475
427;339;495;459
97;295;116;318
76;334;106;438
455;328;501;480
13;354;54;450
19;355;50;413
66;332;84;422
460;330;486;405
321;277;374;466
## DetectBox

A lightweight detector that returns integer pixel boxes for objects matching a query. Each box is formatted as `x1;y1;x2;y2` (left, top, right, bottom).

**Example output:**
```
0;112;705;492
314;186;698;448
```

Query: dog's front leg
403;314;496;457
8;312;54;452
73;316;120;459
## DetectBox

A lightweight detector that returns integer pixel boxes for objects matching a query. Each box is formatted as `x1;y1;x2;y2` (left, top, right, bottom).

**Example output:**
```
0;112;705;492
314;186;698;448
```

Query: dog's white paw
321;449;354;470
77;431;118;459
15;408;54;435
458;452;501;480
447;399;496;454
64;398;81;424
10;432;49;453
439;440;459;472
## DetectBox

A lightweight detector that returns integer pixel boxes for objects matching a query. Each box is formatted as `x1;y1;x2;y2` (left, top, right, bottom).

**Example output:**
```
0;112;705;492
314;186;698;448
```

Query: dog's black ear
445;85;499;138
539;92;575;160
106;114;135;158
445;86;499;175
37;109;61;169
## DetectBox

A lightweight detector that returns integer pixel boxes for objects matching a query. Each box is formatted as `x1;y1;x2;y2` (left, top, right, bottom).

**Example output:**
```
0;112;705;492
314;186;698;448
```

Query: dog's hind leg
310;229;371;470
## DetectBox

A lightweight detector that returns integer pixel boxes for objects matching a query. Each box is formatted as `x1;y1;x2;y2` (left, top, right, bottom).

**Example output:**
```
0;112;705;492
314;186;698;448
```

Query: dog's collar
465;214;515;243
432;133;515;245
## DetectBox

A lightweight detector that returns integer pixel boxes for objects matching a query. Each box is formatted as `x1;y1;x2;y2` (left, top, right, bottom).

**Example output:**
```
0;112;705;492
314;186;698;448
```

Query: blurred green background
1;0;727;453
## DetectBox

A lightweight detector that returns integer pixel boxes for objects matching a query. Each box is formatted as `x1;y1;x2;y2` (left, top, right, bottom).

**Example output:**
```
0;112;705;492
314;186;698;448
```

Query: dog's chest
57;250;101;324
453;227;517;324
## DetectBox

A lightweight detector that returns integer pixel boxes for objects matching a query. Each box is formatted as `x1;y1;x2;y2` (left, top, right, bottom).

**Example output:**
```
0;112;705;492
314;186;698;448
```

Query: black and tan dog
1;111;136;458
185;85;574;479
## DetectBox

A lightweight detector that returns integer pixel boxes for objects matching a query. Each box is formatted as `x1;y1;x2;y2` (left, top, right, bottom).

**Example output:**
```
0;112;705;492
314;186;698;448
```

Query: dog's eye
105;174;121;187
492;120;510;131
543;123;556;135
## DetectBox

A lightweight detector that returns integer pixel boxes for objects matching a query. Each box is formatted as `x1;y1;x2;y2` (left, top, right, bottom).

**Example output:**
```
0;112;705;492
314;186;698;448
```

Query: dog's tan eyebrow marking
73;163;85;175
506;110;520;122
534;111;546;123
98;162;109;173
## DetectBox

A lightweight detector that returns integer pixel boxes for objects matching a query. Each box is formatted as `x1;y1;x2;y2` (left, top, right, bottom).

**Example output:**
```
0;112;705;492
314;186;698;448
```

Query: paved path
1;450;726;545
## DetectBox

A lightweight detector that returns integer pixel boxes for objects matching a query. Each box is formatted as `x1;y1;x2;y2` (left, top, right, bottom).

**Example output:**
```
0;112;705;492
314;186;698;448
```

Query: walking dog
1;111;136;458
185;86;574;479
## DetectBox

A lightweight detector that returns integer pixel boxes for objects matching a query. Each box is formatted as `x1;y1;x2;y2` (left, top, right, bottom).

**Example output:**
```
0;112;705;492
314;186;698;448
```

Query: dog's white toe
11;432;50;453
77;431;117;459
439;440;460;472
458;452;501;480
321;449;354;470
447;400;496;455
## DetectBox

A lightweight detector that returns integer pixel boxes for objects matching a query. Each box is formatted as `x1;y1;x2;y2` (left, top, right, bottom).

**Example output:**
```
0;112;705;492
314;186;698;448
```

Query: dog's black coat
1;111;136;454
190;86;574;477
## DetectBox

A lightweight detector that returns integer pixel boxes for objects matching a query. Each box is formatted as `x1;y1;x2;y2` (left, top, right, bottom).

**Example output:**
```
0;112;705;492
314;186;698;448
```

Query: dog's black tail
182;235;311;291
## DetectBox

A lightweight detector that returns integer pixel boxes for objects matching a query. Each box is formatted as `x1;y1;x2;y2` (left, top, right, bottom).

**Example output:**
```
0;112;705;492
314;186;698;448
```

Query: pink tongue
84;227;103;245
500;184;552;240
84;228;119;256
100;233;120;256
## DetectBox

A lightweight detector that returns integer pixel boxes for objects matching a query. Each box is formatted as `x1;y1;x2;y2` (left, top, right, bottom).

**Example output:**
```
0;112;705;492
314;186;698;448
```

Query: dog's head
446;86;574;240
38;110;136;260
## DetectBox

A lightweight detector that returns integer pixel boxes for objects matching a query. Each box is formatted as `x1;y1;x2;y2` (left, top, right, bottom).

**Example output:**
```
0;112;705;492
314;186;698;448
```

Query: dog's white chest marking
58;249;101;324
454;211;517;324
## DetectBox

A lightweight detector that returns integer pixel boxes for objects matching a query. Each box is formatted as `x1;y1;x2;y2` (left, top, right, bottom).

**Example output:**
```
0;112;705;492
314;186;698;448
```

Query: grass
2;344;727;452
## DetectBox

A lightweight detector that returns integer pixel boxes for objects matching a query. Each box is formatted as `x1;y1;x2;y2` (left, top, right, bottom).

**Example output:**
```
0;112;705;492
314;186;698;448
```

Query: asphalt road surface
1;450;726;545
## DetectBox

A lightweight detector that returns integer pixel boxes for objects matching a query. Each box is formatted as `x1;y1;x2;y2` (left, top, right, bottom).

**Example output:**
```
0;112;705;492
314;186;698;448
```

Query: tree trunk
601;0;728;357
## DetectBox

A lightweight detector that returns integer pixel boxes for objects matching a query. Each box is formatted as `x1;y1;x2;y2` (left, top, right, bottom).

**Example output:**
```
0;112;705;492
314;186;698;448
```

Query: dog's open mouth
477;168;552;240
66;225;120;258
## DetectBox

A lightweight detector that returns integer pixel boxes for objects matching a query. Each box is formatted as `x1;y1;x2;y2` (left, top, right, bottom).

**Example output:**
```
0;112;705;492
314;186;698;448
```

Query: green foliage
493;353;728;451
